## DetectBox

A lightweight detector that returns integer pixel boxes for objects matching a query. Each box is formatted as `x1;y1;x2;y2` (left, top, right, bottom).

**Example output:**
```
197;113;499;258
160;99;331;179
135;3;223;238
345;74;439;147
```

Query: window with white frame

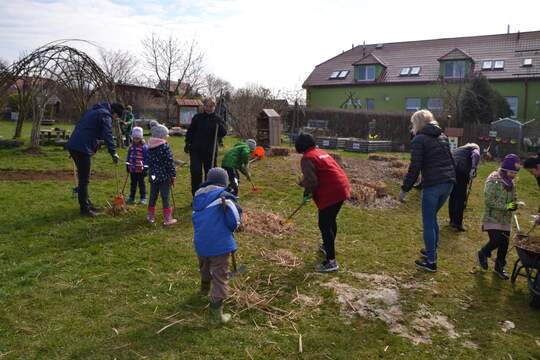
329;71;340;79
410;66;421;75
400;67;410;76
481;60;493;70
358;65;376;81
493;60;505;70
405;98;421;112
505;96;518;118
444;60;466;78
338;70;349;78
523;58;533;67
427;97;443;113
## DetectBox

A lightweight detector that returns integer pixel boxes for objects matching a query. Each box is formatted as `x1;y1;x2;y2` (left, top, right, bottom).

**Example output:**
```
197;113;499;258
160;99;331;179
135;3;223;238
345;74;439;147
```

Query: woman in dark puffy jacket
400;110;456;272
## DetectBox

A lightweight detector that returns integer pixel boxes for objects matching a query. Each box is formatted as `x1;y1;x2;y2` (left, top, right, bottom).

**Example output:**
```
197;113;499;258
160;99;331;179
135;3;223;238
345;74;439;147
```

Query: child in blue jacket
147;124;177;225
192;167;242;324
126;126;148;204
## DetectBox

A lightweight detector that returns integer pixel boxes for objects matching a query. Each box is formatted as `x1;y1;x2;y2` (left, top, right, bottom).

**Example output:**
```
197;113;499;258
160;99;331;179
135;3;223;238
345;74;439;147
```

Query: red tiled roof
437;48;473;61
353;53;387;66
176;98;203;107
303;31;540;87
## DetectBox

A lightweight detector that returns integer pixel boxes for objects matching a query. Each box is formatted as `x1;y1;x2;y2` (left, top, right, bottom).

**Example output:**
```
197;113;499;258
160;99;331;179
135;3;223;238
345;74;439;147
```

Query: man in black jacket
65;102;123;216
185;99;227;195
400;110;456;272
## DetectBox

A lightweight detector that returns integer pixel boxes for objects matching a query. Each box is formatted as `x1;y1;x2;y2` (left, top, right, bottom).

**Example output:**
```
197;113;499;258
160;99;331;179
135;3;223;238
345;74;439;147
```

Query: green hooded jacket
482;170;517;231
222;142;251;174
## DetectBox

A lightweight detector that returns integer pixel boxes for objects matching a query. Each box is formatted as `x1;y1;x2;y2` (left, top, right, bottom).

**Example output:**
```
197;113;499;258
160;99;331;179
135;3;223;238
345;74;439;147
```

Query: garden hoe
109;164;128;215
285;200;308;223
72;160;78;198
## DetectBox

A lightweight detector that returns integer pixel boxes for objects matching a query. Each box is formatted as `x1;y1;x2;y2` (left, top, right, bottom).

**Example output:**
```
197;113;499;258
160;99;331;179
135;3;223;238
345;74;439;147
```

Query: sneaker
493;267;509;280
319;244;327;256
415;259;437;272
140;198;147;205
315;260;339;273
126;198;135;205
477;251;488;270
80;209;100;217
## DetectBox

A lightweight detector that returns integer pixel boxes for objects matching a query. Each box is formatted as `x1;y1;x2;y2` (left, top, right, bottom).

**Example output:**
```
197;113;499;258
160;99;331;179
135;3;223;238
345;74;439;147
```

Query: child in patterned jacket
126;126;148;204
146;124;177;225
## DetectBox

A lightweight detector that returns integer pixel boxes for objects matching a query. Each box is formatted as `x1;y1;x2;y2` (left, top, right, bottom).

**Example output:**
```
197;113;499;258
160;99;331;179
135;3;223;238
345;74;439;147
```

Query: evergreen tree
460;73;512;124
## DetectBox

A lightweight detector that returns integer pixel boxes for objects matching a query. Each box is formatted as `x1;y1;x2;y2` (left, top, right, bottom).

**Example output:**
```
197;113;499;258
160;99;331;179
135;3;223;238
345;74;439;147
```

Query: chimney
362;41;366;57
507;24;510;34
517;30;521;41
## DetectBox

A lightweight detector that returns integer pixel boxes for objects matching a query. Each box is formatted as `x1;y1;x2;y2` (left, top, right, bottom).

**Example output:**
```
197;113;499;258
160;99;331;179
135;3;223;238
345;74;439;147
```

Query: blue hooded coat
192;184;242;257
65;102;116;156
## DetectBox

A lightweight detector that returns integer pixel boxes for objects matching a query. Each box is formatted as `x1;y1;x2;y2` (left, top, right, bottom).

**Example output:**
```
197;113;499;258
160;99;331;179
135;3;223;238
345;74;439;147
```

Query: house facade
303;31;540;122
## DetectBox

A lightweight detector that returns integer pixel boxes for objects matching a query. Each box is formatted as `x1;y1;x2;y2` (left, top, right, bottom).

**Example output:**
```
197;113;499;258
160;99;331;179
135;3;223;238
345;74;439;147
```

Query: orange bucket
252;146;265;159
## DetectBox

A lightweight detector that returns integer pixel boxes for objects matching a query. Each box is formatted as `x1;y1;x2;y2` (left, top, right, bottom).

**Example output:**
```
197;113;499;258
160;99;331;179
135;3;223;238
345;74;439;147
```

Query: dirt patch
0;169;112;181
270;147;291;156
239;208;294;238
322;272;460;345
261;249;301;267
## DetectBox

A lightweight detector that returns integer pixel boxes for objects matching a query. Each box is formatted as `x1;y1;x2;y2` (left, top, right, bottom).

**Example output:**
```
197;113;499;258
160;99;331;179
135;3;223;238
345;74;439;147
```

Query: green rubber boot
199;281;210;296
209;301;231;325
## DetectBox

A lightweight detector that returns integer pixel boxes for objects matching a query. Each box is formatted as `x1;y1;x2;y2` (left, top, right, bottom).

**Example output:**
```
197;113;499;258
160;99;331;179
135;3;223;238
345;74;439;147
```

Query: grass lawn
0;119;539;359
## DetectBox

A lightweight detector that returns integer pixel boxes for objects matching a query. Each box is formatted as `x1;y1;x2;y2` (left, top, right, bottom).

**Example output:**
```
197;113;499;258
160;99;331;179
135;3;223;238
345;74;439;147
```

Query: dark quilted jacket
147;143;176;183
402;124;456;192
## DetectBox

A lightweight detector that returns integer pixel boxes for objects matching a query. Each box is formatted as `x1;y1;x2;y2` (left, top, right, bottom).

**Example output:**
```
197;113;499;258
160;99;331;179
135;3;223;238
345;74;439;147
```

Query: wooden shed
257;109;281;148
175;98;203;127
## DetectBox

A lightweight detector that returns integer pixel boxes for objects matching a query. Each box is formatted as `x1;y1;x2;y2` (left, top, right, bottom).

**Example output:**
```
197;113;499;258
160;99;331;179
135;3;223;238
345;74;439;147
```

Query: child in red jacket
296;133;350;272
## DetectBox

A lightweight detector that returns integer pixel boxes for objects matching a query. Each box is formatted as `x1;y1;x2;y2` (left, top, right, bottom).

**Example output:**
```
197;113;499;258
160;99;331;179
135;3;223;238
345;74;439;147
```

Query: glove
170;177;176;186
469;168;477;178
506;202;518;211
399;189;407;203
126;165;130;173
535;214;540;225
112;153;120;164
184;144;190;154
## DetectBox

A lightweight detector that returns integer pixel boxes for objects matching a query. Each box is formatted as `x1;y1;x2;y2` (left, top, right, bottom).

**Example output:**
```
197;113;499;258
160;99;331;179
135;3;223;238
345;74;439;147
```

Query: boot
163;208;177;226
199;281;211;296
147;206;156;224
209;301;231;325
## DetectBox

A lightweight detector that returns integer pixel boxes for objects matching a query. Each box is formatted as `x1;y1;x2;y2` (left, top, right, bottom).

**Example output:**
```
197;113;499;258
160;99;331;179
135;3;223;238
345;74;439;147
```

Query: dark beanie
295;133;316;153
110;103;125;117
523;156;540;169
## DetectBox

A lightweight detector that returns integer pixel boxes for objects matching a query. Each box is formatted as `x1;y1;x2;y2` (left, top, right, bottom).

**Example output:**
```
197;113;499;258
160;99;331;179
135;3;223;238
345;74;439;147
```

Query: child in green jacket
221;139;256;195
478;154;521;279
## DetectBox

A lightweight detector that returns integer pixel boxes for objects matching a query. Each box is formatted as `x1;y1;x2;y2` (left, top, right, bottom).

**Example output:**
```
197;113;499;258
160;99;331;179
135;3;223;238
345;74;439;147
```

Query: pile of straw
261;249;302;267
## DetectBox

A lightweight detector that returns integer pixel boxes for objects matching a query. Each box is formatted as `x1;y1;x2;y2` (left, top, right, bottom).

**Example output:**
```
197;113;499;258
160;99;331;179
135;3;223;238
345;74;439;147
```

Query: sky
0;0;539;94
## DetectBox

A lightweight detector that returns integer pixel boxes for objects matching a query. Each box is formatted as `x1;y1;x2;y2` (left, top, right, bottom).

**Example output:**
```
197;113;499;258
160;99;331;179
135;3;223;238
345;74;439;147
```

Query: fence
288;107;419;149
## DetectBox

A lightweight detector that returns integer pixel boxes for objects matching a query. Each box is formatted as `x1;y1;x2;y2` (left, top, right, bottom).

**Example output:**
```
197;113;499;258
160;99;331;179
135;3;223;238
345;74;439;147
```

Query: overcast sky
1;0;539;94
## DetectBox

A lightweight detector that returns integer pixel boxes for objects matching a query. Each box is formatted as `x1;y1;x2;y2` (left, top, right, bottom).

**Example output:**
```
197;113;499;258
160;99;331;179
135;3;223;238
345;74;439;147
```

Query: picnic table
40;128;71;142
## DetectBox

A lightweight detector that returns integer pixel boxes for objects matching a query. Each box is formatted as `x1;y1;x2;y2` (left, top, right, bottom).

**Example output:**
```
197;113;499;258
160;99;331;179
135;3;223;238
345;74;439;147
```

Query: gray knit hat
207;167;229;187
246;139;256;151
151;124;169;139
149;120;159;129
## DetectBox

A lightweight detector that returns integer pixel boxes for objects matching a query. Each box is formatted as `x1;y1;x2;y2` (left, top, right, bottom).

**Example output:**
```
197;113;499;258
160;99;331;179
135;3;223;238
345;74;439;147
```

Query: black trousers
70;150;91;213
448;171;470;227
224;167;239;196
480;230;510;269
129;172;146;199
318;201;344;261
190;150;215;195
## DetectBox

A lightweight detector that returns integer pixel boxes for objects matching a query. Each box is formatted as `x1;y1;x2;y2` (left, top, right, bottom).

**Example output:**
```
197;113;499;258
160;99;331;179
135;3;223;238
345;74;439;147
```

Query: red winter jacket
301;147;350;209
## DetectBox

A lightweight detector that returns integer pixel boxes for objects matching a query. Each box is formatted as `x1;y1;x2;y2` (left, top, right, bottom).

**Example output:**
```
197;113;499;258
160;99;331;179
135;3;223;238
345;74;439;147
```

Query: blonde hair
410;109;438;135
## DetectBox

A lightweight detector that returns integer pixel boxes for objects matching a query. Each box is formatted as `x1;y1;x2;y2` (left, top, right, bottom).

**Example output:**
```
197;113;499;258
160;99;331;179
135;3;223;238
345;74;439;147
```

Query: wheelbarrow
510;216;540;297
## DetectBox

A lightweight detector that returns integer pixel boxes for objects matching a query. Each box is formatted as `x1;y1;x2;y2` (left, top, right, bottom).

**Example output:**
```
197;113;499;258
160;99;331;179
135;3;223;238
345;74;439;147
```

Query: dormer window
493;60;505;70
358;65;376;81
444;60;466;78
523;58;533;67
400;67;410;76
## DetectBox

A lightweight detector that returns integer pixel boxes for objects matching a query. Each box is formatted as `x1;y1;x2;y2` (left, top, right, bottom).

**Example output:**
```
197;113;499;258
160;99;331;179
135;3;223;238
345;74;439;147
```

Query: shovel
285;201;308;222
229;251;247;278
248;179;260;192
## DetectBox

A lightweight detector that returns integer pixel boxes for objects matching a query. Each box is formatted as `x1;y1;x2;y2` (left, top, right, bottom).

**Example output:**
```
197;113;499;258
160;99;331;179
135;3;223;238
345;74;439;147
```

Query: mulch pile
260;249;301;267
515;234;540;254
239;208;294;238
0;169;112;181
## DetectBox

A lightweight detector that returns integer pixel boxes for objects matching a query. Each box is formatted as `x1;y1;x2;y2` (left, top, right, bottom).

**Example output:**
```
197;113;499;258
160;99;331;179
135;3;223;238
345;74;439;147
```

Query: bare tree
203;73;233;99
141;33;204;123
228;84;276;138
99;48;139;84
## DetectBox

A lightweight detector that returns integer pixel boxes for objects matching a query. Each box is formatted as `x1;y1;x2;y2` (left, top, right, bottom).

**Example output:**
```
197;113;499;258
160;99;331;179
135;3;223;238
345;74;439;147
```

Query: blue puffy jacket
65;103;116;156
192;184;242;257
